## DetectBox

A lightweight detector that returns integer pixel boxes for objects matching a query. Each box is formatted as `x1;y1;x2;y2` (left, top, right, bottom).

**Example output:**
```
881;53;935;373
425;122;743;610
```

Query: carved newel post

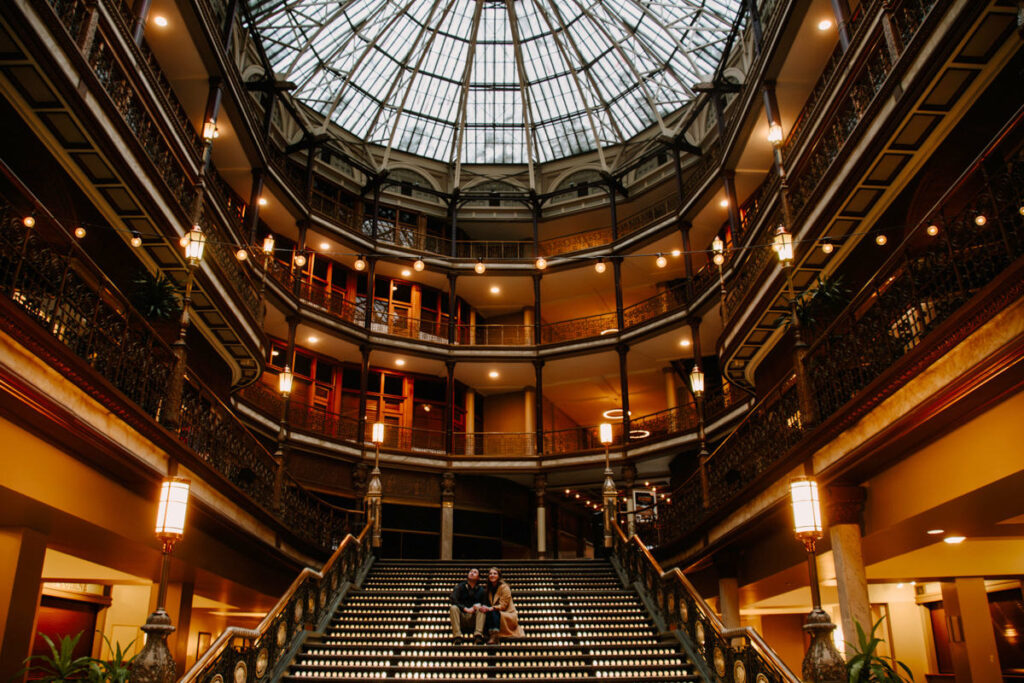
135;478;191;683
790;477;845;683
440;472;455;560
366;423;384;548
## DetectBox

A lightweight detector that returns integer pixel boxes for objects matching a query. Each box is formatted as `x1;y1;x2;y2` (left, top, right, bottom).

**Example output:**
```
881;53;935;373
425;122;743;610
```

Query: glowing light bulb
594;259;606;274
293;252;307;267
655;253;667;268
821;242;834;254
413;258;425;272
926;224;939;236
22;216;35;228
474;260;486;274
875;234;888;246
153;15;168;27
235;248;248;261
974;214;987;226
257;197;268;206
713;253;725;266
130;233;143;248
74;226;86;238
535;256;547;270
353;256;366;271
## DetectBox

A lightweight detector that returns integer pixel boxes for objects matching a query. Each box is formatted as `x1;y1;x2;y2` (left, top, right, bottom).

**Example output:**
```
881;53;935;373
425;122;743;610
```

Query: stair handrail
178;512;374;683
611;521;800;683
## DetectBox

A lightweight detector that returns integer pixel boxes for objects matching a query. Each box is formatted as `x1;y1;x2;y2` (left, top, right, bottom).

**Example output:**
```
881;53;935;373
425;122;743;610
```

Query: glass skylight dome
251;0;742;165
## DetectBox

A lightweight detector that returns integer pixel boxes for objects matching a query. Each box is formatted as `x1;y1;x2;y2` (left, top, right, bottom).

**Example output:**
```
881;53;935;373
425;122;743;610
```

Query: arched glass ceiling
251;0;743;165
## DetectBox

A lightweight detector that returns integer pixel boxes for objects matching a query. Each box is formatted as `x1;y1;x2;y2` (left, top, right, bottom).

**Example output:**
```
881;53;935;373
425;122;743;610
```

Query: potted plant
23;632;93;682
846;618;913;682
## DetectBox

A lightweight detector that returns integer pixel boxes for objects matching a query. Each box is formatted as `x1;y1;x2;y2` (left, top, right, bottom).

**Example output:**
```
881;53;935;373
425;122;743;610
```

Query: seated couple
449;567;523;644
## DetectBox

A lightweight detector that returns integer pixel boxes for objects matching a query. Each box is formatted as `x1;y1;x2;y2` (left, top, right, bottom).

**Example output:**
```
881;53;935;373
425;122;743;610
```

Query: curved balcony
235;380;747;470
262;255;725;355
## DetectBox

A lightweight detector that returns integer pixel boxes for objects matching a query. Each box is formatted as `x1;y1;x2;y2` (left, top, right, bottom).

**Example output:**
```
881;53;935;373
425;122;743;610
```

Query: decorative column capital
441;471;456;504
826;485;866;526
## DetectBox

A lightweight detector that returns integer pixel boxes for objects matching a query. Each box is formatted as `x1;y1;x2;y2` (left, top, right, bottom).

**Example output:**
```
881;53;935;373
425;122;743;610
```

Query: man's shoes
452;635;464;644
473;634;485;645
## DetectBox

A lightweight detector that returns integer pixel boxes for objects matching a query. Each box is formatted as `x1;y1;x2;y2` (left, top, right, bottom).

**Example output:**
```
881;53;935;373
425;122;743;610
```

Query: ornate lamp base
801;607;846;683
133;608;177;683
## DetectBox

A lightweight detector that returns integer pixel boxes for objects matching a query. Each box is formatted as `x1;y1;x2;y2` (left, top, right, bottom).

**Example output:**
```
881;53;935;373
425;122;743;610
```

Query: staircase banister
613;520;800;683
178;514;374;683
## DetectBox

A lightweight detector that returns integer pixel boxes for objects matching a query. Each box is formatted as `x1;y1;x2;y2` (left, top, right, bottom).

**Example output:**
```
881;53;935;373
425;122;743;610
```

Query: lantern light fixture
155;477;191;545
599;422;613;445
185;224;206;263
689;365;705;397
773;225;793;263
371;422;385;445
262;234;275;255
767;121;784;146
789;477;823;541
278;365;294;396
201;119;218;141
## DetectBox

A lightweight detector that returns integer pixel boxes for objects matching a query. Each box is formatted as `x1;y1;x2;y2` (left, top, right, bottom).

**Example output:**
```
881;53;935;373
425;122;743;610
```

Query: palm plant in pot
846;618;913;683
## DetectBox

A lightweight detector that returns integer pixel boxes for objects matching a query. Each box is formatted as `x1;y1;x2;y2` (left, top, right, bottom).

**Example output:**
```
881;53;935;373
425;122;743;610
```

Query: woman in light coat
481;566;524;644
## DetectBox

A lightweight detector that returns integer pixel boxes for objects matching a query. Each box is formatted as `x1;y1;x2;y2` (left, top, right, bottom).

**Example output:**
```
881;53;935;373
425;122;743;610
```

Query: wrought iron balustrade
660;113;1024;548
0;191;349;553
612;521;799;683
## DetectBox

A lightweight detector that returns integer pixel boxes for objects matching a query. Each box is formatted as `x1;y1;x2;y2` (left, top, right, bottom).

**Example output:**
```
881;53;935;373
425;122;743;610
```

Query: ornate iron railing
179;515;373;683
612;521;800;683
660;111;1024;547
0;182;351;553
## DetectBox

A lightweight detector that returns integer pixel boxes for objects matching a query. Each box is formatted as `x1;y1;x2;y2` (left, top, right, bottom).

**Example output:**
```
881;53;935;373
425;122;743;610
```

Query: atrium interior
0;0;1021;682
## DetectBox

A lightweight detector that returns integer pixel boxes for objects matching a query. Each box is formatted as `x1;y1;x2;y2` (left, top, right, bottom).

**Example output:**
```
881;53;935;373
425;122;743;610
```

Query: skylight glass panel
251;0;745;164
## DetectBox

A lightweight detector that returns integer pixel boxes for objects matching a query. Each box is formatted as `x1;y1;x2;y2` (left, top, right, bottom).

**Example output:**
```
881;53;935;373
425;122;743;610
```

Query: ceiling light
395;359;406;366
307;336;319;343
320;242;330;250
671;249;681;257
257;197;268;206
817;19;832;30
535;256;547;270
926;224;939;236
413;258;425;271
926;529;945;535
599;328;619;335
943;536;966;544
401;269;411;277
489;285;501;295
719;199;729;208
153;15;168;27
875;234;888;246
629;429;651;440
474;259;486;274
353;255;366;271
488;370;499;378
423;404;431;412
594;259;607;274
656;253;667;268
602;409;631;420
680;339;692;348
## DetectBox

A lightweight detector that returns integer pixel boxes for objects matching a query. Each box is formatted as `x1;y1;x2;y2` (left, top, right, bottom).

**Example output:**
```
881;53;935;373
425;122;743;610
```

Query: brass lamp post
272;364;294;510
599;422;616;546
134;477;191;683
689;364;710;508
163;225;206;431
790;477;845;683
366;422;385;548
712;235;727;305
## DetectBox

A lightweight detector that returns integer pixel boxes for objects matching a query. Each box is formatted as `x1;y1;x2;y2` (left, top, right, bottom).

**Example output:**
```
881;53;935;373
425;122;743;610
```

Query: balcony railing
239;381;740;462
659;110;1024;547
723;0;940;321
0;185;353;553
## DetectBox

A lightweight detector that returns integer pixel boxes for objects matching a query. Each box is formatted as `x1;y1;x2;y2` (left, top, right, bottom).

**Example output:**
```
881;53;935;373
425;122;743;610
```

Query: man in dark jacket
449;567;486;642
